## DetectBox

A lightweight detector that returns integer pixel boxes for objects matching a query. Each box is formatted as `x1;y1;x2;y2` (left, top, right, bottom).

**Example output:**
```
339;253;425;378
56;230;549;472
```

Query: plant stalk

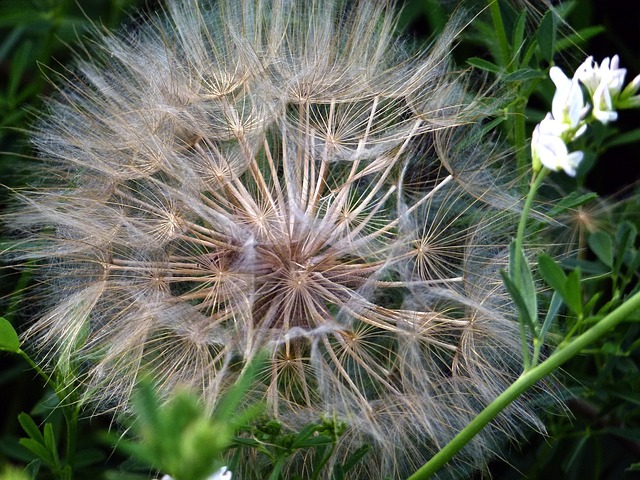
407;287;640;479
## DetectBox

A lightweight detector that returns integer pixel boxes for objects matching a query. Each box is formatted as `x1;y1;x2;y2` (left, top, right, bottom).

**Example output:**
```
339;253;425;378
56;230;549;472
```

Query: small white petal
629;73;640;93
549;66;571;90
550;67;586;130
592;82;618;124
611;55;620;71
576;56;599;93
562;151;584;177
208;466;232;480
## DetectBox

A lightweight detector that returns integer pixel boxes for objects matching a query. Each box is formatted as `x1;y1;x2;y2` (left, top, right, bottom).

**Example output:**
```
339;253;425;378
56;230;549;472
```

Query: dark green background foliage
1;1;639;479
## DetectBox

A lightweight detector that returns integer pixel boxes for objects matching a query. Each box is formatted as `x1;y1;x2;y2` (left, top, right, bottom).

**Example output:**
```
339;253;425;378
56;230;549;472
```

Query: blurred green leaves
107;355;266;480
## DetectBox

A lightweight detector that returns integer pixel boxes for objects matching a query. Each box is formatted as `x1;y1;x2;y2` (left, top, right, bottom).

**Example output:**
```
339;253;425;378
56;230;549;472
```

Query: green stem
514;169;547;272
17;348;54;386
407;287;640;480
514;99;527;175
512;169;547;369
64;405;79;473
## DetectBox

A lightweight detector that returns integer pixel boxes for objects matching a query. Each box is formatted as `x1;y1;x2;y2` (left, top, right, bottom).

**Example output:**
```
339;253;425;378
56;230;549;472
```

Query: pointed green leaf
547;191;599;217
0;317;20;352
628;463;640;472
562;257;609;275
564;269;583;316
43;423;60;467
538;254;567;292
539;255;583;316
25;459;41;480
556;26;605;52
466;57;501;74
512;11;527;58
584;292;603;314
509;242;537;326
18;413;45;445
628;251;640;277
500;270;536;334
537;10;557;63
338;444;370;474
503;68;546;83
19;439;54;467
614;222;637;274
588;232;613;268
604;127;640;148
8;40;33;99
540;290;562;342
214;351;267;422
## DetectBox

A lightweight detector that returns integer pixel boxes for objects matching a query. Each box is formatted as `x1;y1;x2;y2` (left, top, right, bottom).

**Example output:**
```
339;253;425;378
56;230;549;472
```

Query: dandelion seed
5;0;547;478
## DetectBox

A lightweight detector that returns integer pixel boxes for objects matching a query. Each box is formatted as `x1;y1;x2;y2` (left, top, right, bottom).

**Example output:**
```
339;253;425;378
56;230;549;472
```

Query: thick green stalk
406;288;640;479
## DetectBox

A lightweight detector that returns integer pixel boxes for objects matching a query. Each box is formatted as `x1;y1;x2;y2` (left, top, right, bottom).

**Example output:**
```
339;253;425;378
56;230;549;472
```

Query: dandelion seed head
5;0;551;478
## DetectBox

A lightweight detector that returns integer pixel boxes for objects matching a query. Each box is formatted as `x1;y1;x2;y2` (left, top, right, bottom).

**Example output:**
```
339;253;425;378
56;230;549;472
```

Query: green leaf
0;26;23;63
19;439;54;467
604;127;640;148
293;435;334;448
18;413;45;445
509;242;537;327
562;257;609;275
556;26;605;52
74;448;106;468
540;290;562;342
466;57;501;74
8;40;33;99
588;232;613;268
43;423;60;467
614;222;637;274
547;191;599;216
291;421;319;441
503;68;546;82
479;116;506;136
500;270;536;334
539;255;582;316
564;269;583;316
338;444;370;474
511;11;527;58
537;10;557;63
0;317;20;352
214;352;267;422
628;251;640;279
25;459;41;480
584;292;603;314
538;254;567;293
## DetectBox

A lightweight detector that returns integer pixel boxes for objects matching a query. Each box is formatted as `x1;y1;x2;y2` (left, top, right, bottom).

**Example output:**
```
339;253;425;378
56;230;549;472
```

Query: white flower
532;115;584;177
575;55;640;118
549;66;589;136
577;55;627;98
158;466;232;480
592;82;618;124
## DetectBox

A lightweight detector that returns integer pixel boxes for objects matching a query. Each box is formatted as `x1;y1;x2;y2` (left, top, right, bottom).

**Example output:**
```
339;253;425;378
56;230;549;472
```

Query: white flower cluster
158;466;232;480
532;55;640;176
